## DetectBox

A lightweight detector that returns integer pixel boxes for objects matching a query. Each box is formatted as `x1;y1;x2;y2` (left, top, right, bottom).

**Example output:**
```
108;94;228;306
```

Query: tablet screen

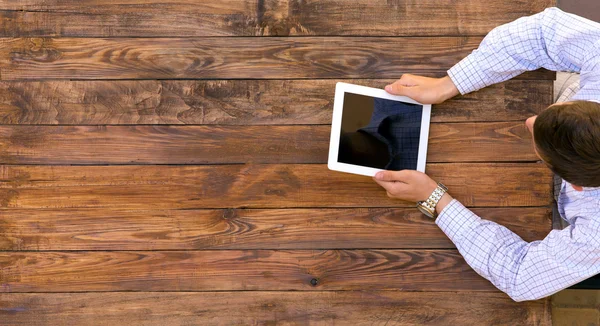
338;92;423;171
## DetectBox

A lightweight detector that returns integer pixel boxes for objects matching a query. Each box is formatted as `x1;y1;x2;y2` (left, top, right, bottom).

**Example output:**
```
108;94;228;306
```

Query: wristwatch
417;183;448;219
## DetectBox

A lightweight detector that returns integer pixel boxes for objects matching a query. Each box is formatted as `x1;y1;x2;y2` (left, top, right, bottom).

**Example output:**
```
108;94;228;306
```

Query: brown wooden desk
0;1;555;324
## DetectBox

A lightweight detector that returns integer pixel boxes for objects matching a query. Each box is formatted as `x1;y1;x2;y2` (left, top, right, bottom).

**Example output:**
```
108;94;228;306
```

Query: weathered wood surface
0;0;554;37
0;292;551;325
0;79;553;125
0;123;538;164
0;164;552;209
0;0;556;324
0;125;329;164
0;250;494;292
0;37;555;80
0;208;551;251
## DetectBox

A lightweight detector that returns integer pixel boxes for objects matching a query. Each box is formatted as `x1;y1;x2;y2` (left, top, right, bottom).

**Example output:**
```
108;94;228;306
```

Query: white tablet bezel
328;82;432;177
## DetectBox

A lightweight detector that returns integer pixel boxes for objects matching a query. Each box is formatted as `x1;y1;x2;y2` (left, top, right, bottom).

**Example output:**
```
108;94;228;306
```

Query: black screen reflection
338;93;423;171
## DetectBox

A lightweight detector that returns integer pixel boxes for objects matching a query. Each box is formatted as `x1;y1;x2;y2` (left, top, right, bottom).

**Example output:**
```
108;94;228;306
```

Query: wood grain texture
0;164;552;209
0;0;558;324
0;292;551;325
0;122;538;164
0;125;328;165
0;37;555;80
0;208;551;251
0;250;494;292
0;79;553;125
428;122;538;162
0;0;555;37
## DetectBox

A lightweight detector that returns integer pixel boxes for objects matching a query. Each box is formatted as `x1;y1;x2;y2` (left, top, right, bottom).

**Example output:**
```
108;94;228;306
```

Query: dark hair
534;100;600;187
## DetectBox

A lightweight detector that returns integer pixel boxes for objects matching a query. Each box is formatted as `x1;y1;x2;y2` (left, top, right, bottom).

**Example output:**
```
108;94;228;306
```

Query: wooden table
0;1;555;324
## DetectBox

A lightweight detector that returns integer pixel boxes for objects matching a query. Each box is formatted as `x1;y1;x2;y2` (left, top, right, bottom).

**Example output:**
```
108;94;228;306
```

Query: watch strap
418;183;448;218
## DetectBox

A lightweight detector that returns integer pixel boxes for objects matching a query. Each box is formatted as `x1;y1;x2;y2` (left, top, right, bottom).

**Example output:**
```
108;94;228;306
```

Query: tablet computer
328;82;432;177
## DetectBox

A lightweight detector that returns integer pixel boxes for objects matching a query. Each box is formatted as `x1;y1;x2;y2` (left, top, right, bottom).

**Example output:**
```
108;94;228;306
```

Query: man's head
525;100;600;189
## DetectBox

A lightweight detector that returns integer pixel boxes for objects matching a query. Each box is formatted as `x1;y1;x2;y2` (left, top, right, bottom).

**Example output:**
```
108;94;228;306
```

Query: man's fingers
399;74;418;85
373;178;394;192
373;178;409;197
373;177;395;191
385;74;418;91
385;82;419;101
373;170;417;197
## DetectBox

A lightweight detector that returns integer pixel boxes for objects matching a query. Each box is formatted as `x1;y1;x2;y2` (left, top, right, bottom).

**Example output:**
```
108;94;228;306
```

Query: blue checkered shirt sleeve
437;7;600;302
448;7;600;103
437;199;600;302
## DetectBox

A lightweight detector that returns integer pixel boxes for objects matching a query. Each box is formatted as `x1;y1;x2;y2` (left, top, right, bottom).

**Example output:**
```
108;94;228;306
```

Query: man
373;7;600;302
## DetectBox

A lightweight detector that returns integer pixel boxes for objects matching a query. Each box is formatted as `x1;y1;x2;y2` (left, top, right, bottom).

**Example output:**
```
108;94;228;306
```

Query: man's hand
373;170;438;202
385;75;460;104
373;170;453;214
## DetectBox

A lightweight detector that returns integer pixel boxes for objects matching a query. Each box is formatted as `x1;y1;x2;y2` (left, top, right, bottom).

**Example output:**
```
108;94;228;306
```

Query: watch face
417;204;434;218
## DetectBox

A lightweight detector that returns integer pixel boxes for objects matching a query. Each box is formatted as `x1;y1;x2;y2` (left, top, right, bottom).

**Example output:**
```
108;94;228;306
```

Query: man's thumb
385;82;414;98
374;171;396;182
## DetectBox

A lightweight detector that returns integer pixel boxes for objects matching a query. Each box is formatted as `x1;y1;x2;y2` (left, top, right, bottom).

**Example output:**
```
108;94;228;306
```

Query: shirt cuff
447;54;488;95
435;199;482;243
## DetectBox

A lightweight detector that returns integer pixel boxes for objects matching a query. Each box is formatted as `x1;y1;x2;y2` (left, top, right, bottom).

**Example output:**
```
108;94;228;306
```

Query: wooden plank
0;207;551;251
0;37;555;80
0;122;538;165
0;164;553;209
0;79;553;125
428;122;538;162
0;125;328;165
0;292;551;325
0;0;555;37
0;250;495;292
